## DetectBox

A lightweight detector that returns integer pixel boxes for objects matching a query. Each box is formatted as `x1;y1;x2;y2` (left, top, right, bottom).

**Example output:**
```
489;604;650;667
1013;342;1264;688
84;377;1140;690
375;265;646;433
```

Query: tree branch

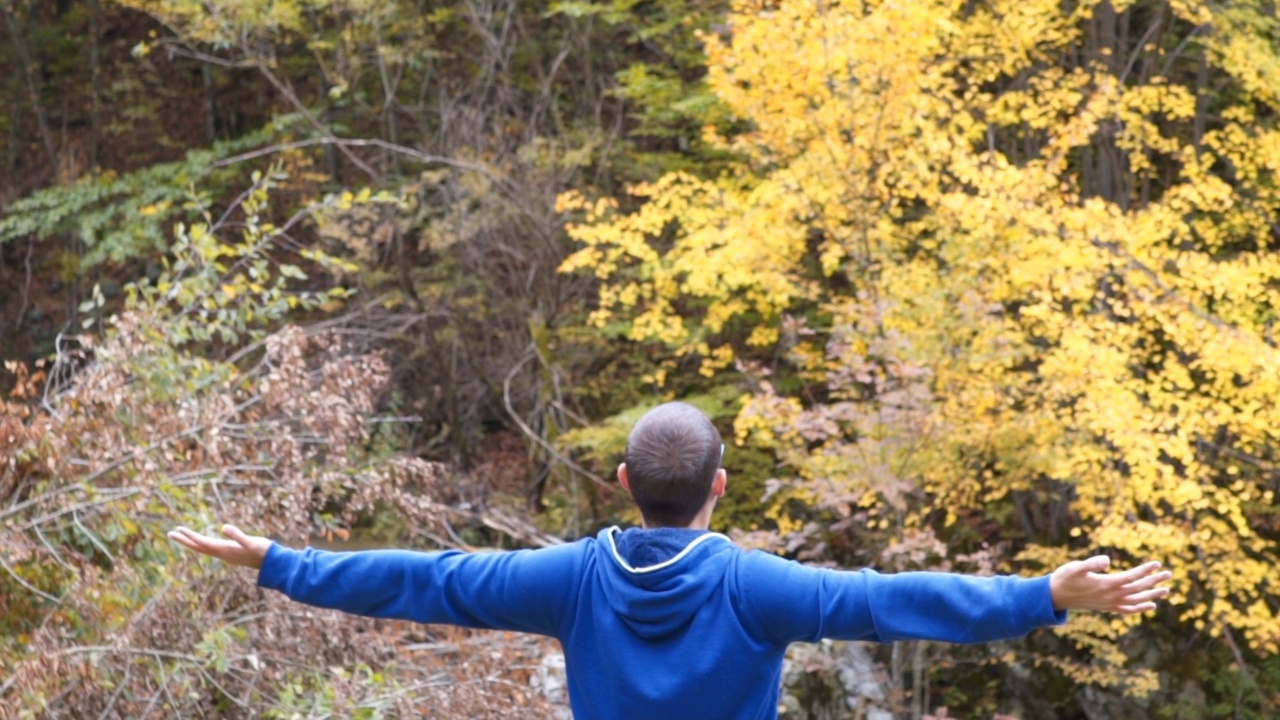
503;344;612;491
210;137;512;193
1;0;57;170
0;550;61;602
1087;234;1240;337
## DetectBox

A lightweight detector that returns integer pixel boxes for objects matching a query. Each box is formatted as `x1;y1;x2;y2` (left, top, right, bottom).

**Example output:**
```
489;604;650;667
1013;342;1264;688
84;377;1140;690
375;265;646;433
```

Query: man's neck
640;523;708;531
641;511;714;531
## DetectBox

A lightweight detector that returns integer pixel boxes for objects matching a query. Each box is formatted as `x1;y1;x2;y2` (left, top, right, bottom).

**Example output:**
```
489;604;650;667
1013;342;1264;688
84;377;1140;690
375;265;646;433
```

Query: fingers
1111;568;1173;614
1120;569;1173;592
1073;557;1164;583
1108;560;1163;585
1116;602;1158;615
167;527;200;551
1081;555;1110;574
1061;556;1109;578
168;526;210;550
167;526;236;557
170;526;205;542
1119;586;1169;605
221;524;252;547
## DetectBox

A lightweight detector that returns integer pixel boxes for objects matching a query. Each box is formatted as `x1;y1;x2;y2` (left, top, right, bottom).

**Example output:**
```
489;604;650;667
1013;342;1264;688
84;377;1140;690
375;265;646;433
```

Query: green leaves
559;385;742;476
0;129;272;266
120;175;360;359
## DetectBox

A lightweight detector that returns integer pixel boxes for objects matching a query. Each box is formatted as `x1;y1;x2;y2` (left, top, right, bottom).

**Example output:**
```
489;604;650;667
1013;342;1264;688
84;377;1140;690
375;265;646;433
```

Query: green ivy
0;120;303;266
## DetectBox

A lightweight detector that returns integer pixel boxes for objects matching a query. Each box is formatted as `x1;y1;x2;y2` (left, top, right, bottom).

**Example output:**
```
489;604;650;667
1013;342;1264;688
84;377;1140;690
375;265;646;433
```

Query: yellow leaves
746;325;779;348
1169;0;1214;25
561;0;1280;662
117;0;310;45
552;185;586;211
735;391;804;449
989;66;1092;131
555;190;618;221
1046;610;1163;697
640;366;670;388
1045;78;1120;174
562;171;815;349
1201;4;1280;112
138;200;171;217
707;0;960;158
698;346;736;378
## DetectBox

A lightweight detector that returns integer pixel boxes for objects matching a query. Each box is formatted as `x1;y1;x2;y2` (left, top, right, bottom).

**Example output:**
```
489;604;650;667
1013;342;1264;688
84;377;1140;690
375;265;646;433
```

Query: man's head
620;402;725;528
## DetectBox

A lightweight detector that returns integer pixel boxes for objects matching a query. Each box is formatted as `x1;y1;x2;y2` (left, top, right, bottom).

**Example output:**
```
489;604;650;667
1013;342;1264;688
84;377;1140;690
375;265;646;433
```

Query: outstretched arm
168;524;584;637
1050;555;1171;613
738;552;1173;645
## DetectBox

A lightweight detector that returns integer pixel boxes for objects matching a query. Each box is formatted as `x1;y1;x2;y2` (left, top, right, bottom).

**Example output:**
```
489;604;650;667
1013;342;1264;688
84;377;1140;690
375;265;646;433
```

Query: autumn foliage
562;0;1280;712
0;189;553;717
6;0;1280;717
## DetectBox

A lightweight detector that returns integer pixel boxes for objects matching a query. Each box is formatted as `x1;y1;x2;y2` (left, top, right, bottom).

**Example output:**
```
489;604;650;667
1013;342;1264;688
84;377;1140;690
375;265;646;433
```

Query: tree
0;180;564;717
562;0;1280;714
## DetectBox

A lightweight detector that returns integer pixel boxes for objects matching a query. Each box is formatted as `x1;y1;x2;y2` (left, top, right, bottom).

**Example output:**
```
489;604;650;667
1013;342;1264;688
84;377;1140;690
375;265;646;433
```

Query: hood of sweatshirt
594;526;735;639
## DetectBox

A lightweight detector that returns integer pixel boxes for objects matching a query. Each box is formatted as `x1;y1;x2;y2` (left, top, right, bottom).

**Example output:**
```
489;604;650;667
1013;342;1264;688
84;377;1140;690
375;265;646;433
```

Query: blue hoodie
258;527;1065;719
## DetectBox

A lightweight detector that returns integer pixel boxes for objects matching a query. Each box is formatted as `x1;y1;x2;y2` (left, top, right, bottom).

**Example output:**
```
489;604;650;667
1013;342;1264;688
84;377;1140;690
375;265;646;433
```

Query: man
169;401;1171;719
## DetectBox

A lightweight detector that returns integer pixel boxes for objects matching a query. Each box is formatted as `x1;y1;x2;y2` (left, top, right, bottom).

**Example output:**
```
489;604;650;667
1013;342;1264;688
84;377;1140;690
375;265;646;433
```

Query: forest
3;0;1280;717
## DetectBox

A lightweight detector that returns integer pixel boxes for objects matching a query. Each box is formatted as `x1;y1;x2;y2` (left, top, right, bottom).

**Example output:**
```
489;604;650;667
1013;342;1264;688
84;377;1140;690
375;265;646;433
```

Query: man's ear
617;462;631;492
711;468;727;498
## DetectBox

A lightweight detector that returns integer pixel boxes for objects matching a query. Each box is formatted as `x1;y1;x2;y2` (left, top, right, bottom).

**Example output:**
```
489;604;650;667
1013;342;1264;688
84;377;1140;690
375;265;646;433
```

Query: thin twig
0;551;61;602
0;674;14;699
1087;234;1241;336
1;0;57;167
14;236;32;330
253;61;379;180
210;175;271;235
33;522;71;570
503;344;611;491
162;41;381;182
210;137;504;188
1119;14;1165;86
1160;24;1209;78
95;662;133;720
71;508;115;564
1219;619;1257;720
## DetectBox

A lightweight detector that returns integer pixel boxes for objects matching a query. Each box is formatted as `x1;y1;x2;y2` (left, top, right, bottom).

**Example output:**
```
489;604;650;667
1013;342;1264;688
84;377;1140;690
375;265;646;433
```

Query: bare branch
503;344;612;492
210;137;509;191
0;551;61;603
1088;234;1245;337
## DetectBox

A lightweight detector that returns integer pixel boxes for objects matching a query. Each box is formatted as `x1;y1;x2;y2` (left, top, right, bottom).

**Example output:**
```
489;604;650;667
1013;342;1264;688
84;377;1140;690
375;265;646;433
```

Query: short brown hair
625;402;723;527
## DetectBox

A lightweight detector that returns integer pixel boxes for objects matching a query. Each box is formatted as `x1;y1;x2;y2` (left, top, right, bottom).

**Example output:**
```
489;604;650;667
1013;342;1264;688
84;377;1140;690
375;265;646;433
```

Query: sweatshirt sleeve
256;541;586;638
737;552;1066;645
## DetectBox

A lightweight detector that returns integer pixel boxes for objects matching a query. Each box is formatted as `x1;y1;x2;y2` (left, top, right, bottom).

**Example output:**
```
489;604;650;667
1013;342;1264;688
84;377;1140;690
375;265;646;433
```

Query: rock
531;651;572;720
781;640;893;719
838;644;894;720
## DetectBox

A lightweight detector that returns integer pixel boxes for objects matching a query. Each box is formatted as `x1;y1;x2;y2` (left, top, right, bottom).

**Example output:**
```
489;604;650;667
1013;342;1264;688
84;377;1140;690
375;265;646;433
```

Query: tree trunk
89;0;102;169
2;0;57;172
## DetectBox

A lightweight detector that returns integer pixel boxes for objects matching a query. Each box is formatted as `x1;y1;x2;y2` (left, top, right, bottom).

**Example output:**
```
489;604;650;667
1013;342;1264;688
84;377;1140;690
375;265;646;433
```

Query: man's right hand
168;524;271;569
1049;555;1172;614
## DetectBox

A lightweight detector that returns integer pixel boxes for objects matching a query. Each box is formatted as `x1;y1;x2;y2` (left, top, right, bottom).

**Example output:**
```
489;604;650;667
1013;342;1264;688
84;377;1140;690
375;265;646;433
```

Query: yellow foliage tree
562;0;1280;701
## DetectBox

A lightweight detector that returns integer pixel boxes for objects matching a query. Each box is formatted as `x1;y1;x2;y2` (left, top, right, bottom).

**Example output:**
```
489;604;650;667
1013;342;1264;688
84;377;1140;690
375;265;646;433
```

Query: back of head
625;402;723;527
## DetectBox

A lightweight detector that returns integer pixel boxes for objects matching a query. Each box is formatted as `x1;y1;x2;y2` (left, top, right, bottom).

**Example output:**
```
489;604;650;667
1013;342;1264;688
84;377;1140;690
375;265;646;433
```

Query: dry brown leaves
0;318;560;718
